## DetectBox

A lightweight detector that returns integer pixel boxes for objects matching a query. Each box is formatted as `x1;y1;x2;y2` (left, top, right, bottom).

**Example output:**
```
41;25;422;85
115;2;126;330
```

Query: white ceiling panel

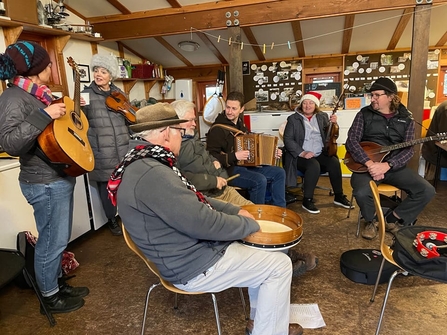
249;23;297;60
301;17;345;56
64;0;120;17
121;0;169;12
350;10;402;53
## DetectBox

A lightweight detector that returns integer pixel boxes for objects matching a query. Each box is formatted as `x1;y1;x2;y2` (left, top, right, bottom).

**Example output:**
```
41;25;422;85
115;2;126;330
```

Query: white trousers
174;242;292;335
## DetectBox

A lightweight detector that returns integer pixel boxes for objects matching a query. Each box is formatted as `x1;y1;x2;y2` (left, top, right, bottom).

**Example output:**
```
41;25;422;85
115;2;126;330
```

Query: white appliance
175;79;193;101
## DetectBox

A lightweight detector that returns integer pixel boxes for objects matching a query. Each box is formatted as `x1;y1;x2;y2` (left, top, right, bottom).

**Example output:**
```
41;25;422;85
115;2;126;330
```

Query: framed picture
74;64;90;83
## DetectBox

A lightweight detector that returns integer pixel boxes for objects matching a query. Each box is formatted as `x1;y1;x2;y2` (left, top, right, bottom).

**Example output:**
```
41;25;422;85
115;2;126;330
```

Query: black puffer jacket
81;82;131;181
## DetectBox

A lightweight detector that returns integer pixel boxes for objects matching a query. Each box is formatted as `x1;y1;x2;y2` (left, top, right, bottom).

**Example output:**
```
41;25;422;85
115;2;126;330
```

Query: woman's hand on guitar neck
45;103;66;120
366;161;390;181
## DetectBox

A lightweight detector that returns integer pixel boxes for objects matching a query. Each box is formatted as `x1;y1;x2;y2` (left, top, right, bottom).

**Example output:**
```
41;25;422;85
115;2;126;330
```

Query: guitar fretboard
380;134;447;153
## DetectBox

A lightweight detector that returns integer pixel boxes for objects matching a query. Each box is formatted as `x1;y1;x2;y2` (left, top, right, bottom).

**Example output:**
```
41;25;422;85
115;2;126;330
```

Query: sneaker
361;221;378;240
41;292;84;314
108;217;122;236
302;198;320;214
288;249;318;271
334;194;354;209
385;221;403;234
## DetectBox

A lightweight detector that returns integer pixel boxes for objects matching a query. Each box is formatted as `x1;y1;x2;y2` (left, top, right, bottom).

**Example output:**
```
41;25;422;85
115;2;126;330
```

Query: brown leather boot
245;319;304;335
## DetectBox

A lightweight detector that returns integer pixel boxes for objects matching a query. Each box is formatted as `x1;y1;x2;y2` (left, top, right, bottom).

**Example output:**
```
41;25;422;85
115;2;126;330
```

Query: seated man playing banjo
345;77;435;240
107;103;304;335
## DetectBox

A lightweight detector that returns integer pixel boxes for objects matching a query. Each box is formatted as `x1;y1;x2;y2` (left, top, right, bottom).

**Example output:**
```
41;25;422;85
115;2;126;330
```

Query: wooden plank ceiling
62;0;447;68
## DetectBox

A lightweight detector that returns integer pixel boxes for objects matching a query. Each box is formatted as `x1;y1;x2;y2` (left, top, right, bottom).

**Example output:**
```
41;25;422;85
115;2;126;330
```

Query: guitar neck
74;73;80;116
380;135;441;153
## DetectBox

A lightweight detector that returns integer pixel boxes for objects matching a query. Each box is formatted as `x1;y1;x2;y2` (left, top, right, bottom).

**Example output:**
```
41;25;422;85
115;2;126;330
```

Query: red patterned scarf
12;76;53;106
107;143;213;210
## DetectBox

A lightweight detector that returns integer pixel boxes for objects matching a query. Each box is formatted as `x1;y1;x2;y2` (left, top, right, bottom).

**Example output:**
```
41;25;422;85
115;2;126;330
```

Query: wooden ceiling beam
387;8;413;50
242;27;265;61
197;32;228;65
117;42;146;61
154;36;194;67
106;0;131;15
64;4;86;20
166;0;182;8
91;0;446;40
341;14;355;54
435;29;447;47
290;21;304;58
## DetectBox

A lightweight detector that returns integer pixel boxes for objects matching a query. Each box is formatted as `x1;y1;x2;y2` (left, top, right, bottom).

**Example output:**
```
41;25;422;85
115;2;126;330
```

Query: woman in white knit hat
282;91;353;214
80;54;131;235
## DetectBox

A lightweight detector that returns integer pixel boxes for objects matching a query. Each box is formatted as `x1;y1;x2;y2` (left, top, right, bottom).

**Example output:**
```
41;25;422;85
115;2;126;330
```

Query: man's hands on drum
365;160;390;181
238;209;256;221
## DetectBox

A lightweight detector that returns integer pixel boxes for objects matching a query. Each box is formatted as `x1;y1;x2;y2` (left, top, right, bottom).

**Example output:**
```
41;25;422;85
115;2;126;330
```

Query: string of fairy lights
188;3;447;54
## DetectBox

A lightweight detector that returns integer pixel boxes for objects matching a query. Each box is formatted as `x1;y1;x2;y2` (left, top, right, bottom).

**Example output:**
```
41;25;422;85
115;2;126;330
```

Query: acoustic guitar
37;57;94;177
344;133;447;173
105;91;137;124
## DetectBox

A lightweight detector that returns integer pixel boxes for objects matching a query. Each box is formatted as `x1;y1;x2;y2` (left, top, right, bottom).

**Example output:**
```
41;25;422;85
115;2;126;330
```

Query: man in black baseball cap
346;77;435;240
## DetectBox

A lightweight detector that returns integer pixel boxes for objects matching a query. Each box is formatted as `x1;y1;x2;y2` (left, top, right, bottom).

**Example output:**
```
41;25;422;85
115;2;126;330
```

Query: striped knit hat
0;41;51;79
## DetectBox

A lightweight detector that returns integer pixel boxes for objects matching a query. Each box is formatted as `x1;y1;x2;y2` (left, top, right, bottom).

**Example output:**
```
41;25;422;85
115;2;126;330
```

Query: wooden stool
347;183;401;237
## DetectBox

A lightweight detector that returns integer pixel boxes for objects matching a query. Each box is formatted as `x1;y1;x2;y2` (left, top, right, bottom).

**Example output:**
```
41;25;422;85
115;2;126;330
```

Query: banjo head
240;205;303;250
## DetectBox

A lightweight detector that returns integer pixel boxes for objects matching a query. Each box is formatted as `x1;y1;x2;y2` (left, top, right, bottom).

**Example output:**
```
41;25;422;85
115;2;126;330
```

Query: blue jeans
230;165;286;207
20;178;75;296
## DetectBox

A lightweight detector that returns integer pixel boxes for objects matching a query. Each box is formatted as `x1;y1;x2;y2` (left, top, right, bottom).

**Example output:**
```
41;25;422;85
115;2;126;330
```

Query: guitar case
340;249;399;285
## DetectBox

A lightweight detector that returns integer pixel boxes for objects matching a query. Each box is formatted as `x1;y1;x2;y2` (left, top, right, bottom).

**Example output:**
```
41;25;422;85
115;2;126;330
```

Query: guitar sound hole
70;112;83;130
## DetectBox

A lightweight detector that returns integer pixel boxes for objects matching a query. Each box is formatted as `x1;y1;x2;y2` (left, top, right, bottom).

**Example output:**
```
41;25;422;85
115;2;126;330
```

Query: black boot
59;277;90;298
42;292;84;314
107;217;123;236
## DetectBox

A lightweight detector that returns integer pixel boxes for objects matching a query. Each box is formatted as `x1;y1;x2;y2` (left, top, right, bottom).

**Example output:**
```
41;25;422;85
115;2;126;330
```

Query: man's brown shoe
246;319;304;335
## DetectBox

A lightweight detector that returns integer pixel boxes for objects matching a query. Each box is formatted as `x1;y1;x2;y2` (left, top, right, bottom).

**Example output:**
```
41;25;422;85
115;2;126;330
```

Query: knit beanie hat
300;91;322;107
91;54;118;80
0;41;50;79
368;77;397;94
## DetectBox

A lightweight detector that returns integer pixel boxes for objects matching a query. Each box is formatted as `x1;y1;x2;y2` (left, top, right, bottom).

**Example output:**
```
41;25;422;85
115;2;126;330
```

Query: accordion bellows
235;134;278;166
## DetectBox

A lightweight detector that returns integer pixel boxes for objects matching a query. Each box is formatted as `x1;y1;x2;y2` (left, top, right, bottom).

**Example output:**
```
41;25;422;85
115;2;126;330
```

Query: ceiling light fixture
178;41;200;52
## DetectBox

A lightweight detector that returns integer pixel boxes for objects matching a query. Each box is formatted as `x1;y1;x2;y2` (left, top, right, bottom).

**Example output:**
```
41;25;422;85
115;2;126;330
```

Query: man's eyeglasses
170;127;186;136
370;93;387;99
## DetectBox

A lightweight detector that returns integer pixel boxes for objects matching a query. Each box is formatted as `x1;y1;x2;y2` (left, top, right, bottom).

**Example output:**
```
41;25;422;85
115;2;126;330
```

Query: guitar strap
33;145;69;178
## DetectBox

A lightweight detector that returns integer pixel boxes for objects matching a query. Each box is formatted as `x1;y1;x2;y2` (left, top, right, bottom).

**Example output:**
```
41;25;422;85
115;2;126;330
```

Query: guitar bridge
68;128;86;146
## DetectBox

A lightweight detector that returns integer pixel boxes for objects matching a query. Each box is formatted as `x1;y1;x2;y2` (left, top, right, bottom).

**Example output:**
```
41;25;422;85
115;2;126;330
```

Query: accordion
235;133;278;166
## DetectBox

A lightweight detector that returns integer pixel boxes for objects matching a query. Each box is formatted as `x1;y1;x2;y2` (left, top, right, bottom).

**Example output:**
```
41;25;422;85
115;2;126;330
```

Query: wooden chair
122;225;248;335
347;183;401;237
368;181;407;335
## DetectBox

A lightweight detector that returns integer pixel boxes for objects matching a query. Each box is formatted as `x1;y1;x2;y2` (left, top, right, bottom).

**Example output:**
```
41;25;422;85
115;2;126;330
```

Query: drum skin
241;205;303;248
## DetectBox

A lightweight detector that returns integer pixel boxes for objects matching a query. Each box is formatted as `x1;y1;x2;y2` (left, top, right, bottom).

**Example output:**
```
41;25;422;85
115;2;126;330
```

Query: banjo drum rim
240;204;303;247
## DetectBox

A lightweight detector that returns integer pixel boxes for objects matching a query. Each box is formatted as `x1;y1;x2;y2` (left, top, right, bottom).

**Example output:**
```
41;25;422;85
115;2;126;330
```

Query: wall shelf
0;19;104;42
114;78;164;99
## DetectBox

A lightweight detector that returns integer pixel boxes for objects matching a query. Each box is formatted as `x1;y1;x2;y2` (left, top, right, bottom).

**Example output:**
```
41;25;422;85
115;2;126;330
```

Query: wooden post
228;26;243;94
407;4;431;172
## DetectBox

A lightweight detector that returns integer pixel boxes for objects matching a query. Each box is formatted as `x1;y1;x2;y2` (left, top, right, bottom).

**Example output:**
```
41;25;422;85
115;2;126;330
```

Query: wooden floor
1;177;446;335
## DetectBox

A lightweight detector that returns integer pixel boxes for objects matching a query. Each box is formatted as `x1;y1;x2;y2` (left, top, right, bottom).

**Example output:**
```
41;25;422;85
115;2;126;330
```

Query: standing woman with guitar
80;54;131;236
0;41;88;313
345;77;435;240
283;91;353;214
